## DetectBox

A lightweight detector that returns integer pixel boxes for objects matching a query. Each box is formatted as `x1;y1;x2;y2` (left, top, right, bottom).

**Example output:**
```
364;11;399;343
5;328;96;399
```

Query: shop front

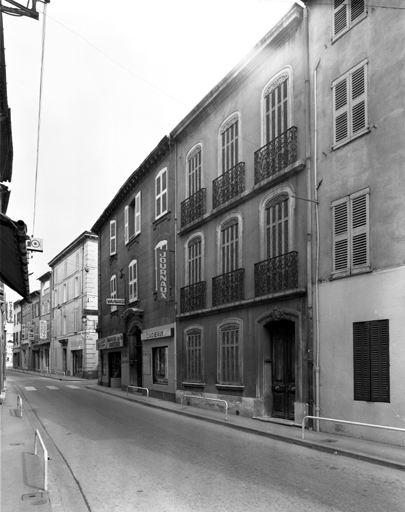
97;333;125;388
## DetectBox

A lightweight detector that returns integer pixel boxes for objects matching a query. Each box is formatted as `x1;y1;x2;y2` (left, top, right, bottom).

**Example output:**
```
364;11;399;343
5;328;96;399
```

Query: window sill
153;211;171;229
330;267;372;280
126;233;140;248
215;384;245;391
331;13;367;45
332;128;371;151
109;254;118;264
182;382;206;388
153;380;168;386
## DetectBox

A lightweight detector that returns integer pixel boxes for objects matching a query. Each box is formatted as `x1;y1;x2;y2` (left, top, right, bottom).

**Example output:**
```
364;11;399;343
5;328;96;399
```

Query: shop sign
70;339;83;350
141;327;171;341
157;249;169;301
96;333;124;350
7;302;13;323
40;320;47;339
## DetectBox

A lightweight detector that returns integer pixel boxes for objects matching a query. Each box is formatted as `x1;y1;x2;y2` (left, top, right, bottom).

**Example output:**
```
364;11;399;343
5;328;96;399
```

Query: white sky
3;0;296;303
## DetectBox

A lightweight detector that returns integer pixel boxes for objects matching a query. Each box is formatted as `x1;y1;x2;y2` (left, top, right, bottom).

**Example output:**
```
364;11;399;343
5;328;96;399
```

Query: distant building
48;231;98;379
12;300;22;368
19;291;40;370
37;271;52;371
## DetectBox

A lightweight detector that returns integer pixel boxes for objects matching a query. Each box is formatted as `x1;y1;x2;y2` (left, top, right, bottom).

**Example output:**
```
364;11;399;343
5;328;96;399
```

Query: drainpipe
314;59;321;431
171;135;178;398
303;6;314;424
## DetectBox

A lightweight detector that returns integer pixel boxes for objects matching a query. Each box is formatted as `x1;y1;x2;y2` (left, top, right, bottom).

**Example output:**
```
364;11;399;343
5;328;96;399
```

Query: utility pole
0;0;50;21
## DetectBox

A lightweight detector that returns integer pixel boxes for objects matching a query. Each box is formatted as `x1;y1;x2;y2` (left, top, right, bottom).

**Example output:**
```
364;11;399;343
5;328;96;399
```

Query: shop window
153;346;168;385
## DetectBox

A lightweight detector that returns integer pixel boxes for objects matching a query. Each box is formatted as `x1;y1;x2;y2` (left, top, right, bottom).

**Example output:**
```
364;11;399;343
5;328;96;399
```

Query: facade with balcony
172;4;311;422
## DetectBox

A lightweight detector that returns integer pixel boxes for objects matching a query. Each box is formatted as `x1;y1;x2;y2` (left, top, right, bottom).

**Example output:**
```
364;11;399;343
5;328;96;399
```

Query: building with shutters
18;291;40;370
91;137;177;400
12;299;22;368
37;271;52;372
307;0;405;444
48;231;99;379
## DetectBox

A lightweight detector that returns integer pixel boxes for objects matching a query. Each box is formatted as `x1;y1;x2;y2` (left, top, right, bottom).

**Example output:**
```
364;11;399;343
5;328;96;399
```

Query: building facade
92;137;177;400
306;0;405;445
18;291;40;370
49;231;99;379
37;271;51;371
12;299;21;368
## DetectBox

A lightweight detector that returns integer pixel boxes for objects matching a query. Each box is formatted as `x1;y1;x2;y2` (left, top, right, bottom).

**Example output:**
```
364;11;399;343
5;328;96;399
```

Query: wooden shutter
333;76;349;145
351;0;365;24
332;199;349;272
351;192;369;268
135;191;141;235
333;0;348;36
370;320;390;402
353;322;370;400
351;64;367;135
124;206;129;243
110;221;116;255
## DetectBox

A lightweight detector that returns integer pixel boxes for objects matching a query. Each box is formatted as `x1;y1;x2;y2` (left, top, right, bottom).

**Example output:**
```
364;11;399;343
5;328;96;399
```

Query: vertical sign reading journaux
157;249;169;301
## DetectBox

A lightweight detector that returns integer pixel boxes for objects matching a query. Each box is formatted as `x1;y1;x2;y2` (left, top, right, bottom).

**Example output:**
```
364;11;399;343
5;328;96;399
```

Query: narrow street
8;373;405;512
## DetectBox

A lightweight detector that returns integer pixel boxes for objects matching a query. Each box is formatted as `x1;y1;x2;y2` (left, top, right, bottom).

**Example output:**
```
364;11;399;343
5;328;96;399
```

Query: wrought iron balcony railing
180;281;206;313
254;251;298;297
212;268;245;306
181;188;207;228
213;162;245;209
254;127;298;185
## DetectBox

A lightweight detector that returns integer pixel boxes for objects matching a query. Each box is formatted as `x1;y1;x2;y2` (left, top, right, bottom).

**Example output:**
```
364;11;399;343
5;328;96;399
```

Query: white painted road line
25;387;36;391
65;385;80;389
46;386;59;390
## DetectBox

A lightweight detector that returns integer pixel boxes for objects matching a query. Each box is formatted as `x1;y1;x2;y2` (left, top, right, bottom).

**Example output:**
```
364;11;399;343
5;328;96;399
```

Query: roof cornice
48;230;98;267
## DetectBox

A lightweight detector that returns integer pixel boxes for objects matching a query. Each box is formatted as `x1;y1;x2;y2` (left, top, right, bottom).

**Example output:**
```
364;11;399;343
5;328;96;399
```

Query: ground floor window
353;319;389;402
185;329;203;383
219;322;242;385
153;346;168;385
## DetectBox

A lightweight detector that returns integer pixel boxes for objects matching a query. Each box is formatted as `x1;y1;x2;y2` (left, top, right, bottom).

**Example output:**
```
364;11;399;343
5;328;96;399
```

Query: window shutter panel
351;193;369;268
351;64;367;134
333;77;349;145
128;264;133;300
135;192;141;235
124;206;129;243
333;0;348;36
332;200;349;272
134;261;138;299
353;322;370;400
351;0;365;23
370;320;390;402
110;221;116;255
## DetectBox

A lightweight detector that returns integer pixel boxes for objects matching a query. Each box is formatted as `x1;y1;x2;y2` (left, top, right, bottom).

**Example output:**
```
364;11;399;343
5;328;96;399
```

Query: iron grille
180;188;207;228
212;268;245;306
254;127;297;185
180;281;206;313
254;251;298;297
213;162;245;209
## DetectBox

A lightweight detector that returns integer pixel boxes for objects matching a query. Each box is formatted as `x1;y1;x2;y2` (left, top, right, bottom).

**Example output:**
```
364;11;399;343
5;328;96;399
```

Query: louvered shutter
110;221;116;255
351;64;367;135
332;199;349;272
353;322;370;400
370;320;390;402
135;191;141;235
128;263;133;300
351;0;365;23
351;192;369;268
124;206;129;244
333;76;349;145
334;0;348;36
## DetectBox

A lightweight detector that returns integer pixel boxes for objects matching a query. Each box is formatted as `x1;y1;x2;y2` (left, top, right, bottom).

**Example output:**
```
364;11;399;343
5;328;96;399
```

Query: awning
0;213;30;301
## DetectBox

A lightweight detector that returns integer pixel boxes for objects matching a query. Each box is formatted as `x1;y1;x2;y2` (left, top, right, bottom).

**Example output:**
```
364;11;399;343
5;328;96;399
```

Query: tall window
220;115;239;174
188;236;202;285
333;60;368;148
265;193;289;259
156;168;168;219
153;347;168;384
333;0;366;38
125;191;141;243
110;275;117;312
221;218;239;274
63;283;67;303
353;320;389;402
264;73;289;144
187;146;202;197
135;191;141;235
74;276;80;298
332;188;369;275
128;260;138;302
218;322;242;385
110;220;117;255
185;328;203;383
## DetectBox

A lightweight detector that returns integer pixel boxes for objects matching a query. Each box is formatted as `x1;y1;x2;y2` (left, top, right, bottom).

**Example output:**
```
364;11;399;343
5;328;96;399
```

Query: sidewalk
87;383;405;472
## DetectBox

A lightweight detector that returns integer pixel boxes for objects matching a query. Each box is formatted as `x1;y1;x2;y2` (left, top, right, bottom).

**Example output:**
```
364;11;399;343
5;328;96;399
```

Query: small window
353;319;389;402
110;275;117;312
153;347;168;385
155;168;168;219
110;220;117;255
128;260;138;302
332;60;368;149
333;0;366;39
185;328;203;383
218;322;242;385
332;188;370;276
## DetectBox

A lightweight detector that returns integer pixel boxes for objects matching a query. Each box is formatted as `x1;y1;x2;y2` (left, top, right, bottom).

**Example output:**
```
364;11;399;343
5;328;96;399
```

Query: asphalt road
9;373;405;512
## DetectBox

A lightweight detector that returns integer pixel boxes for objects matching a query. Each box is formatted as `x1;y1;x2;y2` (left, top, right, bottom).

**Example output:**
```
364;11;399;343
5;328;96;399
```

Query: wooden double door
269;320;295;420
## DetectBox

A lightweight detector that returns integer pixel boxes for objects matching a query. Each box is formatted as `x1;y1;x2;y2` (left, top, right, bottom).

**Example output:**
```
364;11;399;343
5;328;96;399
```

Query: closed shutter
370;320;390;402
124;206;129;243
353;322;370;400
351;64;367;135
110;221;116;255
351;192;369;268
333;76;349;145
333;0;348;36
332;199;349;272
128;263;134;300
351;0;365;23
135;191;141;235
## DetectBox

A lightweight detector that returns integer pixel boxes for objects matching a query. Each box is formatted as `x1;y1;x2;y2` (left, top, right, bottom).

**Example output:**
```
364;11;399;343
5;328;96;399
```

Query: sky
3;0;297;304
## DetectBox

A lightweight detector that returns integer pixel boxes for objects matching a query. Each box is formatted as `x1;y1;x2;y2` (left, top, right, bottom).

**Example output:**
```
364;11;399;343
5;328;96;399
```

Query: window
265;193;290;259
110;275;117;312
221;218;239;274
128;260;138;302
187;236;202;285
333;60;368;148
155;168;168;219
353;320;389;402
185;328;203;383
110;220;117;255
220;114;239;174
74;276;80;298
153;347;168;384
22;324;26;339
187;145;202;197
63;315;67;335
333;0;366;38
125;191;141;244
63;283;67;303
135;191;141;235
263;72;290;144
332;188;369;275
73;310;79;332
54;289;58;307
218;321;242;385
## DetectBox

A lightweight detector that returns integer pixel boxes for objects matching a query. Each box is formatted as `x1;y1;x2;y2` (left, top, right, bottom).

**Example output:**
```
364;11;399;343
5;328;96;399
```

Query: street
7;372;405;512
